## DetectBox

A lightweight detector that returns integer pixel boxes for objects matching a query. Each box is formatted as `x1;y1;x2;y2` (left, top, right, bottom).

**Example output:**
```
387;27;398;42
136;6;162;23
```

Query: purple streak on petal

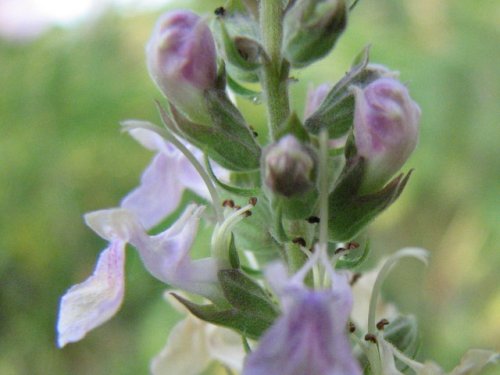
57;240;125;347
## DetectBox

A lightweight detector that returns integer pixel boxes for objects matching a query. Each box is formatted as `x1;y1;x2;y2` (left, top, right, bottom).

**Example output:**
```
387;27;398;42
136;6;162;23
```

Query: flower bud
283;0;347;68
304;83;331;119
147;10;217;123
353;77;420;192
263;135;316;197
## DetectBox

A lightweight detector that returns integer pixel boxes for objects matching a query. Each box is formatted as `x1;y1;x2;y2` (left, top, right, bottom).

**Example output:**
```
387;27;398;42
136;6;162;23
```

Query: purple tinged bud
304;83;331;119
147;10;217;123
264;135;316;197
353;77;421;191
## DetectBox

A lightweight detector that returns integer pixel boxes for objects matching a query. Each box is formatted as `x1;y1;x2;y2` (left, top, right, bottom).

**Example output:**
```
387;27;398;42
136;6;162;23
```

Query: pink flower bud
147;10;217;123
353;77;420;191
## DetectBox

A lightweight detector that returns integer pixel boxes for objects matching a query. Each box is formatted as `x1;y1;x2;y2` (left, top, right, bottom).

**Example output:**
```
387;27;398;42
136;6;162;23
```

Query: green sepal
228;234;240;269
273;188;318;220
227;73;262;101
328;156;413;242
275;112;310;143
218;269;279;319
214;18;263;72
160;89;261;171
305;46;385;137
384;314;420;368
283;0;347;68
171;293;274;340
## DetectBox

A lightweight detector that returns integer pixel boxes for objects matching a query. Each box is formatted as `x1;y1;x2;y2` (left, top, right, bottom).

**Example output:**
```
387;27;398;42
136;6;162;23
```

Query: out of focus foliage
0;0;498;374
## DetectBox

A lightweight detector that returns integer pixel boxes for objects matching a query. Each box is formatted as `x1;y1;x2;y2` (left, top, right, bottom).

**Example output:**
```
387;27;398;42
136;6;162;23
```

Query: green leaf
328;157;413;241
171;293;274;340
218;269;279;319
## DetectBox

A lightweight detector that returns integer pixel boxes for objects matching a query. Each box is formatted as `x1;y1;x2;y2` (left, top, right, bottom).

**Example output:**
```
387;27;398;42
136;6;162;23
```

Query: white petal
207;325;246;372
84;207;142;242
57;241;125;347
151;316;211;375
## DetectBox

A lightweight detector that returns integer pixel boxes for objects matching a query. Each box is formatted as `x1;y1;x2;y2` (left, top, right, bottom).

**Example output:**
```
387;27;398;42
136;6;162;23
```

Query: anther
364;333;378;344
214;6;225;16
222;199;235;208
350;272;362;286
348;322;356;333
347;241;360;250
249;197;257;206
234;205;241;210
307;216;320;224
243;210;252;217
292;237;306;247
376;319;390;331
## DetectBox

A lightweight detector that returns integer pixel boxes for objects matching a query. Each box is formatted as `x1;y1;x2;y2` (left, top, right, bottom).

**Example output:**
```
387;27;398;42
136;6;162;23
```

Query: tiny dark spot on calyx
249;197;257;206
292;237;306;247
307;216;320;224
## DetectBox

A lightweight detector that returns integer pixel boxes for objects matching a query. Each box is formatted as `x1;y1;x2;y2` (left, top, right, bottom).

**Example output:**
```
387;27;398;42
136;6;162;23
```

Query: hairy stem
259;1;290;138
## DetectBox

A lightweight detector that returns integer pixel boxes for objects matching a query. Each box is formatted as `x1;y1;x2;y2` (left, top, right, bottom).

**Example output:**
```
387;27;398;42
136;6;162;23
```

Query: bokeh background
0;0;498;374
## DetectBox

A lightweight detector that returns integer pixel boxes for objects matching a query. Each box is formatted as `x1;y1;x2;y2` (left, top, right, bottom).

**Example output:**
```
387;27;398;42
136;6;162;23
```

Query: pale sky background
0;0;170;41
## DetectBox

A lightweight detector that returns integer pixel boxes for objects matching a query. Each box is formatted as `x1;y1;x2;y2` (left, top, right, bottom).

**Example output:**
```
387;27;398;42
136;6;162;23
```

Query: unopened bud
283;0;347;68
147;10;217;123
304;83;331;119
353;77;420;192
263;135;316;197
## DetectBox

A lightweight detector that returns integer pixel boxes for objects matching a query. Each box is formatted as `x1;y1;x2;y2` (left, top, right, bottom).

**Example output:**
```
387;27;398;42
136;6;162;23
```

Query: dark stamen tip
376;319;390;331
364;333;378;344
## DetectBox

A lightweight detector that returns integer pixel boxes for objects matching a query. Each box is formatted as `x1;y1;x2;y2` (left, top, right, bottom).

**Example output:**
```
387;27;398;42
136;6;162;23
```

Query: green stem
259;1;290;138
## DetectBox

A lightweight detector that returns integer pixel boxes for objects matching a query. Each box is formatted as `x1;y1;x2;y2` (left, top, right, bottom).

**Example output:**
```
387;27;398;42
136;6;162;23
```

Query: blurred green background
0;0;498;374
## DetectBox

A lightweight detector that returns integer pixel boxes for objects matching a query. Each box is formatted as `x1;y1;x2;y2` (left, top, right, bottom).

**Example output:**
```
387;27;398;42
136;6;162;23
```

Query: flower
57;204;223;347
352;77;421;192
147;10;217;124
120;126;225;229
242;248;362;375
151;293;245;375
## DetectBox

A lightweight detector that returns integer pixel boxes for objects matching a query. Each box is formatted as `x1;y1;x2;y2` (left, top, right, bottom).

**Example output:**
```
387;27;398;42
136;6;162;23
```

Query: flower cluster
57;2;498;375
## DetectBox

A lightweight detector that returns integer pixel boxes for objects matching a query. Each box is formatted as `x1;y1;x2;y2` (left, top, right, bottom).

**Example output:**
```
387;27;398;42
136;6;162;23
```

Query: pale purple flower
121;127;227;230
352;77;421;191
57;204;222;347
243;249;362;375
147;10;217;123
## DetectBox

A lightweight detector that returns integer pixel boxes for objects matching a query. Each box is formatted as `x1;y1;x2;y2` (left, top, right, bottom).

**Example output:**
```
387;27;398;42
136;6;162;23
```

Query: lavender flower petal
57;240;125;347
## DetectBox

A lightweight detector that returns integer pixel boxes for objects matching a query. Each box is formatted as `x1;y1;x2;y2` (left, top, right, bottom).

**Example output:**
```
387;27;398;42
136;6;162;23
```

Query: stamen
364;333;378;344
376;318;390;330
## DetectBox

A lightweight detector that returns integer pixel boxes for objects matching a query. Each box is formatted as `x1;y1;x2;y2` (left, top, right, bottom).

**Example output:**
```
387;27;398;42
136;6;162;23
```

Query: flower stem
259;0;290;138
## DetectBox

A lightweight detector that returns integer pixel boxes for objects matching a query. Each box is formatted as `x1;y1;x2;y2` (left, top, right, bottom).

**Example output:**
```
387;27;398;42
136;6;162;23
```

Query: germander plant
56;1;498;374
